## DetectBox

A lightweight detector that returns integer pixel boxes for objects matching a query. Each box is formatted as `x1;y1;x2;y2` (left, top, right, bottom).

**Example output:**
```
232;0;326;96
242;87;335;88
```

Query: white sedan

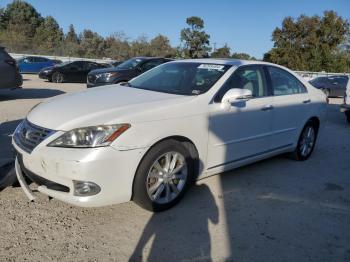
13;59;327;211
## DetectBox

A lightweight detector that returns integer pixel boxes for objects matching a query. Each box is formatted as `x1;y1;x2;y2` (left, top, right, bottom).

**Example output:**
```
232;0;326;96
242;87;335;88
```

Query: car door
64;61;82;82
266;66;310;149
207;65;273;169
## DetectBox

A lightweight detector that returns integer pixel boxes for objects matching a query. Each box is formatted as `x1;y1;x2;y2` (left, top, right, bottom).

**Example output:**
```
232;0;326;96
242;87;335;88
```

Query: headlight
96;72;119;80
48;124;130;148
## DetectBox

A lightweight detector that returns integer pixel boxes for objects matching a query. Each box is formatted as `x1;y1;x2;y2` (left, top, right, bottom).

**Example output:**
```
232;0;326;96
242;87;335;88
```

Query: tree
231;52;256;60
149;34;175;57
63;24;80;56
0;0;43;51
264;11;350;72
211;44;231;58
79;29;105;58
104;32;131;60
180;16;211;58
33;16;63;54
130;35;151;57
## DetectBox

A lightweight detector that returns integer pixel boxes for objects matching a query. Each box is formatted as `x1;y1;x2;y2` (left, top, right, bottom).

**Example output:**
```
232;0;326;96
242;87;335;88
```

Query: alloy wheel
146;151;188;204
299;126;315;157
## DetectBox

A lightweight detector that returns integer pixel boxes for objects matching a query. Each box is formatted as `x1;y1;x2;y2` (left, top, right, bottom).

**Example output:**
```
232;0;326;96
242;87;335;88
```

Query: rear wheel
133;140;194;212
52;72;64;83
290;121;318;161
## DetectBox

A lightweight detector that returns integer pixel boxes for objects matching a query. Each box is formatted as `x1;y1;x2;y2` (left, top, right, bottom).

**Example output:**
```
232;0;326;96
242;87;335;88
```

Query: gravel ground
0;75;349;262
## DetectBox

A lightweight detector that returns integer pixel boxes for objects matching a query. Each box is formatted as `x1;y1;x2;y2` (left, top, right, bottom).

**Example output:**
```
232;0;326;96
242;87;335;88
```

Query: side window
140;59;163;72
36;57;48;62
69;61;82;71
268;66;307;96
215;66;267;102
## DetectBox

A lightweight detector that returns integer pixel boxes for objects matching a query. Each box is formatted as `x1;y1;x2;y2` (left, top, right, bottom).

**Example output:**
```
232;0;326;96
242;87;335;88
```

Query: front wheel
290;121;318;161
51;72;65;83
133;140;194;212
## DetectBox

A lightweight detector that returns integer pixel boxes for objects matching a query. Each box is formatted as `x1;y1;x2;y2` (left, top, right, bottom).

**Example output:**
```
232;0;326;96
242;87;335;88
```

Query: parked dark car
39;60;109;83
309;75;349;97
17;56;56;73
87;57;173;88
0;46;22;89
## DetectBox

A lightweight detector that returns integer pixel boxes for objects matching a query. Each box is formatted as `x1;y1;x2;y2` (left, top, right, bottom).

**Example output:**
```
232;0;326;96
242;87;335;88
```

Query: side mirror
221;88;252;110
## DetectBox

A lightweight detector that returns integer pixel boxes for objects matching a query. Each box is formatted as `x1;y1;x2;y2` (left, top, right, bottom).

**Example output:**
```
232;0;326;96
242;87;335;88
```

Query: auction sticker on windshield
198;64;225;71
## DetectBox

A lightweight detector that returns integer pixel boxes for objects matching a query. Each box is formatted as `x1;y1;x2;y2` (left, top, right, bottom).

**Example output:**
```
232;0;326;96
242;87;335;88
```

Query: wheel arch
130;135;200;200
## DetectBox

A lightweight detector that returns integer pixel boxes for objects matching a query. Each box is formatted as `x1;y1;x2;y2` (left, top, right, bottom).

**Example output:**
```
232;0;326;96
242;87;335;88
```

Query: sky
1;0;350;58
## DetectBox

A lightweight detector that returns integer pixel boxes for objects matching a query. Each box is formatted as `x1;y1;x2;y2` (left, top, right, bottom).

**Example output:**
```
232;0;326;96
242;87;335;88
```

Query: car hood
89;67;133;75
27;85;198;131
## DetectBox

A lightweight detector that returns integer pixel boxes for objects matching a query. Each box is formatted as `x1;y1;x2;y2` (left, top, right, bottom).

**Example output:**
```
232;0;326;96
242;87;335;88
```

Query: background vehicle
17;56;56;73
39;60;109;83
309;75;349;97
0;46;22;89
340;77;350;123
87;57;172;88
13;59;326;212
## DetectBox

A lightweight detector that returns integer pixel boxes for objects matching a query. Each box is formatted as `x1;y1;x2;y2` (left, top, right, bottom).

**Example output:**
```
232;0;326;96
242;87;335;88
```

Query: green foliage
33;16;63;54
264;11;350;72
180;16;211;58
211;44;231;58
0;0;43;51
231;52;256;60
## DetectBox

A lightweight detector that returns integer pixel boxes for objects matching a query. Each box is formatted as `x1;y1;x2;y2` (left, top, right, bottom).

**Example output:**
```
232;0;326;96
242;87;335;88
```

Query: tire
133;139;194;212
322;88;330;97
345;111;350;124
51;72;65;83
0;161;17;191
290;120;318;161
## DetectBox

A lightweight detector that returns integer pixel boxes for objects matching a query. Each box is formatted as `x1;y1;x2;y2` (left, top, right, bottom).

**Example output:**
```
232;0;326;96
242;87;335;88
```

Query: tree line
0;0;349;72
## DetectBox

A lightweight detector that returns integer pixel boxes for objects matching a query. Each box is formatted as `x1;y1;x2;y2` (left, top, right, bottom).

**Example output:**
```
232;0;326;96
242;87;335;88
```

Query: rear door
266;66;310;149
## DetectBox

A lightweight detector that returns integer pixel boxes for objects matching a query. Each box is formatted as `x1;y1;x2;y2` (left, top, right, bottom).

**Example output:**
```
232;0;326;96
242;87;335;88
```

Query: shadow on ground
0;88;65;101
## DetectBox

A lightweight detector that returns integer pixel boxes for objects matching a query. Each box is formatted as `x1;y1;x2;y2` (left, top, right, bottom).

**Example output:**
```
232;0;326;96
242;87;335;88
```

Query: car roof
172;58;277;67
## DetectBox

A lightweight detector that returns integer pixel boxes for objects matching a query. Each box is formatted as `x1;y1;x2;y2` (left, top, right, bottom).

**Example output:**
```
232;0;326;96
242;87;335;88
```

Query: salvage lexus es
13;59;327;211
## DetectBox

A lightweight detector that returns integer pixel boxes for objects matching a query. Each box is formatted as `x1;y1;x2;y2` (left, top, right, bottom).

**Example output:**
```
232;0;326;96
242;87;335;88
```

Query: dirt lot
0;75;349;262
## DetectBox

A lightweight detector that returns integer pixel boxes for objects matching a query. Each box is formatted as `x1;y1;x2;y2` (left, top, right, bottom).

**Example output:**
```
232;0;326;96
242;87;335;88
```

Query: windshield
116;58;145;70
129;62;231;95
56;61;71;67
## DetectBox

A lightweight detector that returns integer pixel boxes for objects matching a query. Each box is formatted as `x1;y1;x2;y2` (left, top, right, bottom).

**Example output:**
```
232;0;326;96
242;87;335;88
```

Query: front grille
14;119;55;153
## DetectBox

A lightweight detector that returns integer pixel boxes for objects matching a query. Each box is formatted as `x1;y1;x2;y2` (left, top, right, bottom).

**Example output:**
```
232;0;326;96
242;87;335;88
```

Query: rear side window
268;66;307;95
215;65;267;102
140;59;164;72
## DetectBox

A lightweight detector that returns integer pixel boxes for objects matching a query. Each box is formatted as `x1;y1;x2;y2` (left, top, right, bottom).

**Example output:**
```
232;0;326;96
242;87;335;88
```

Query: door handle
261;105;274;111
302;99;311;104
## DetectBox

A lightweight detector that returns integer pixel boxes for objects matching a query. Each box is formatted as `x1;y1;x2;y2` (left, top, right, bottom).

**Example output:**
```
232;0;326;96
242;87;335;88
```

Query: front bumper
13;140;148;207
38;72;49;79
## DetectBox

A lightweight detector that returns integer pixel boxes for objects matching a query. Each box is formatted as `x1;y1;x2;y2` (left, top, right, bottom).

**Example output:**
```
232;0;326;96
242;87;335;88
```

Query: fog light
73;181;101;196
